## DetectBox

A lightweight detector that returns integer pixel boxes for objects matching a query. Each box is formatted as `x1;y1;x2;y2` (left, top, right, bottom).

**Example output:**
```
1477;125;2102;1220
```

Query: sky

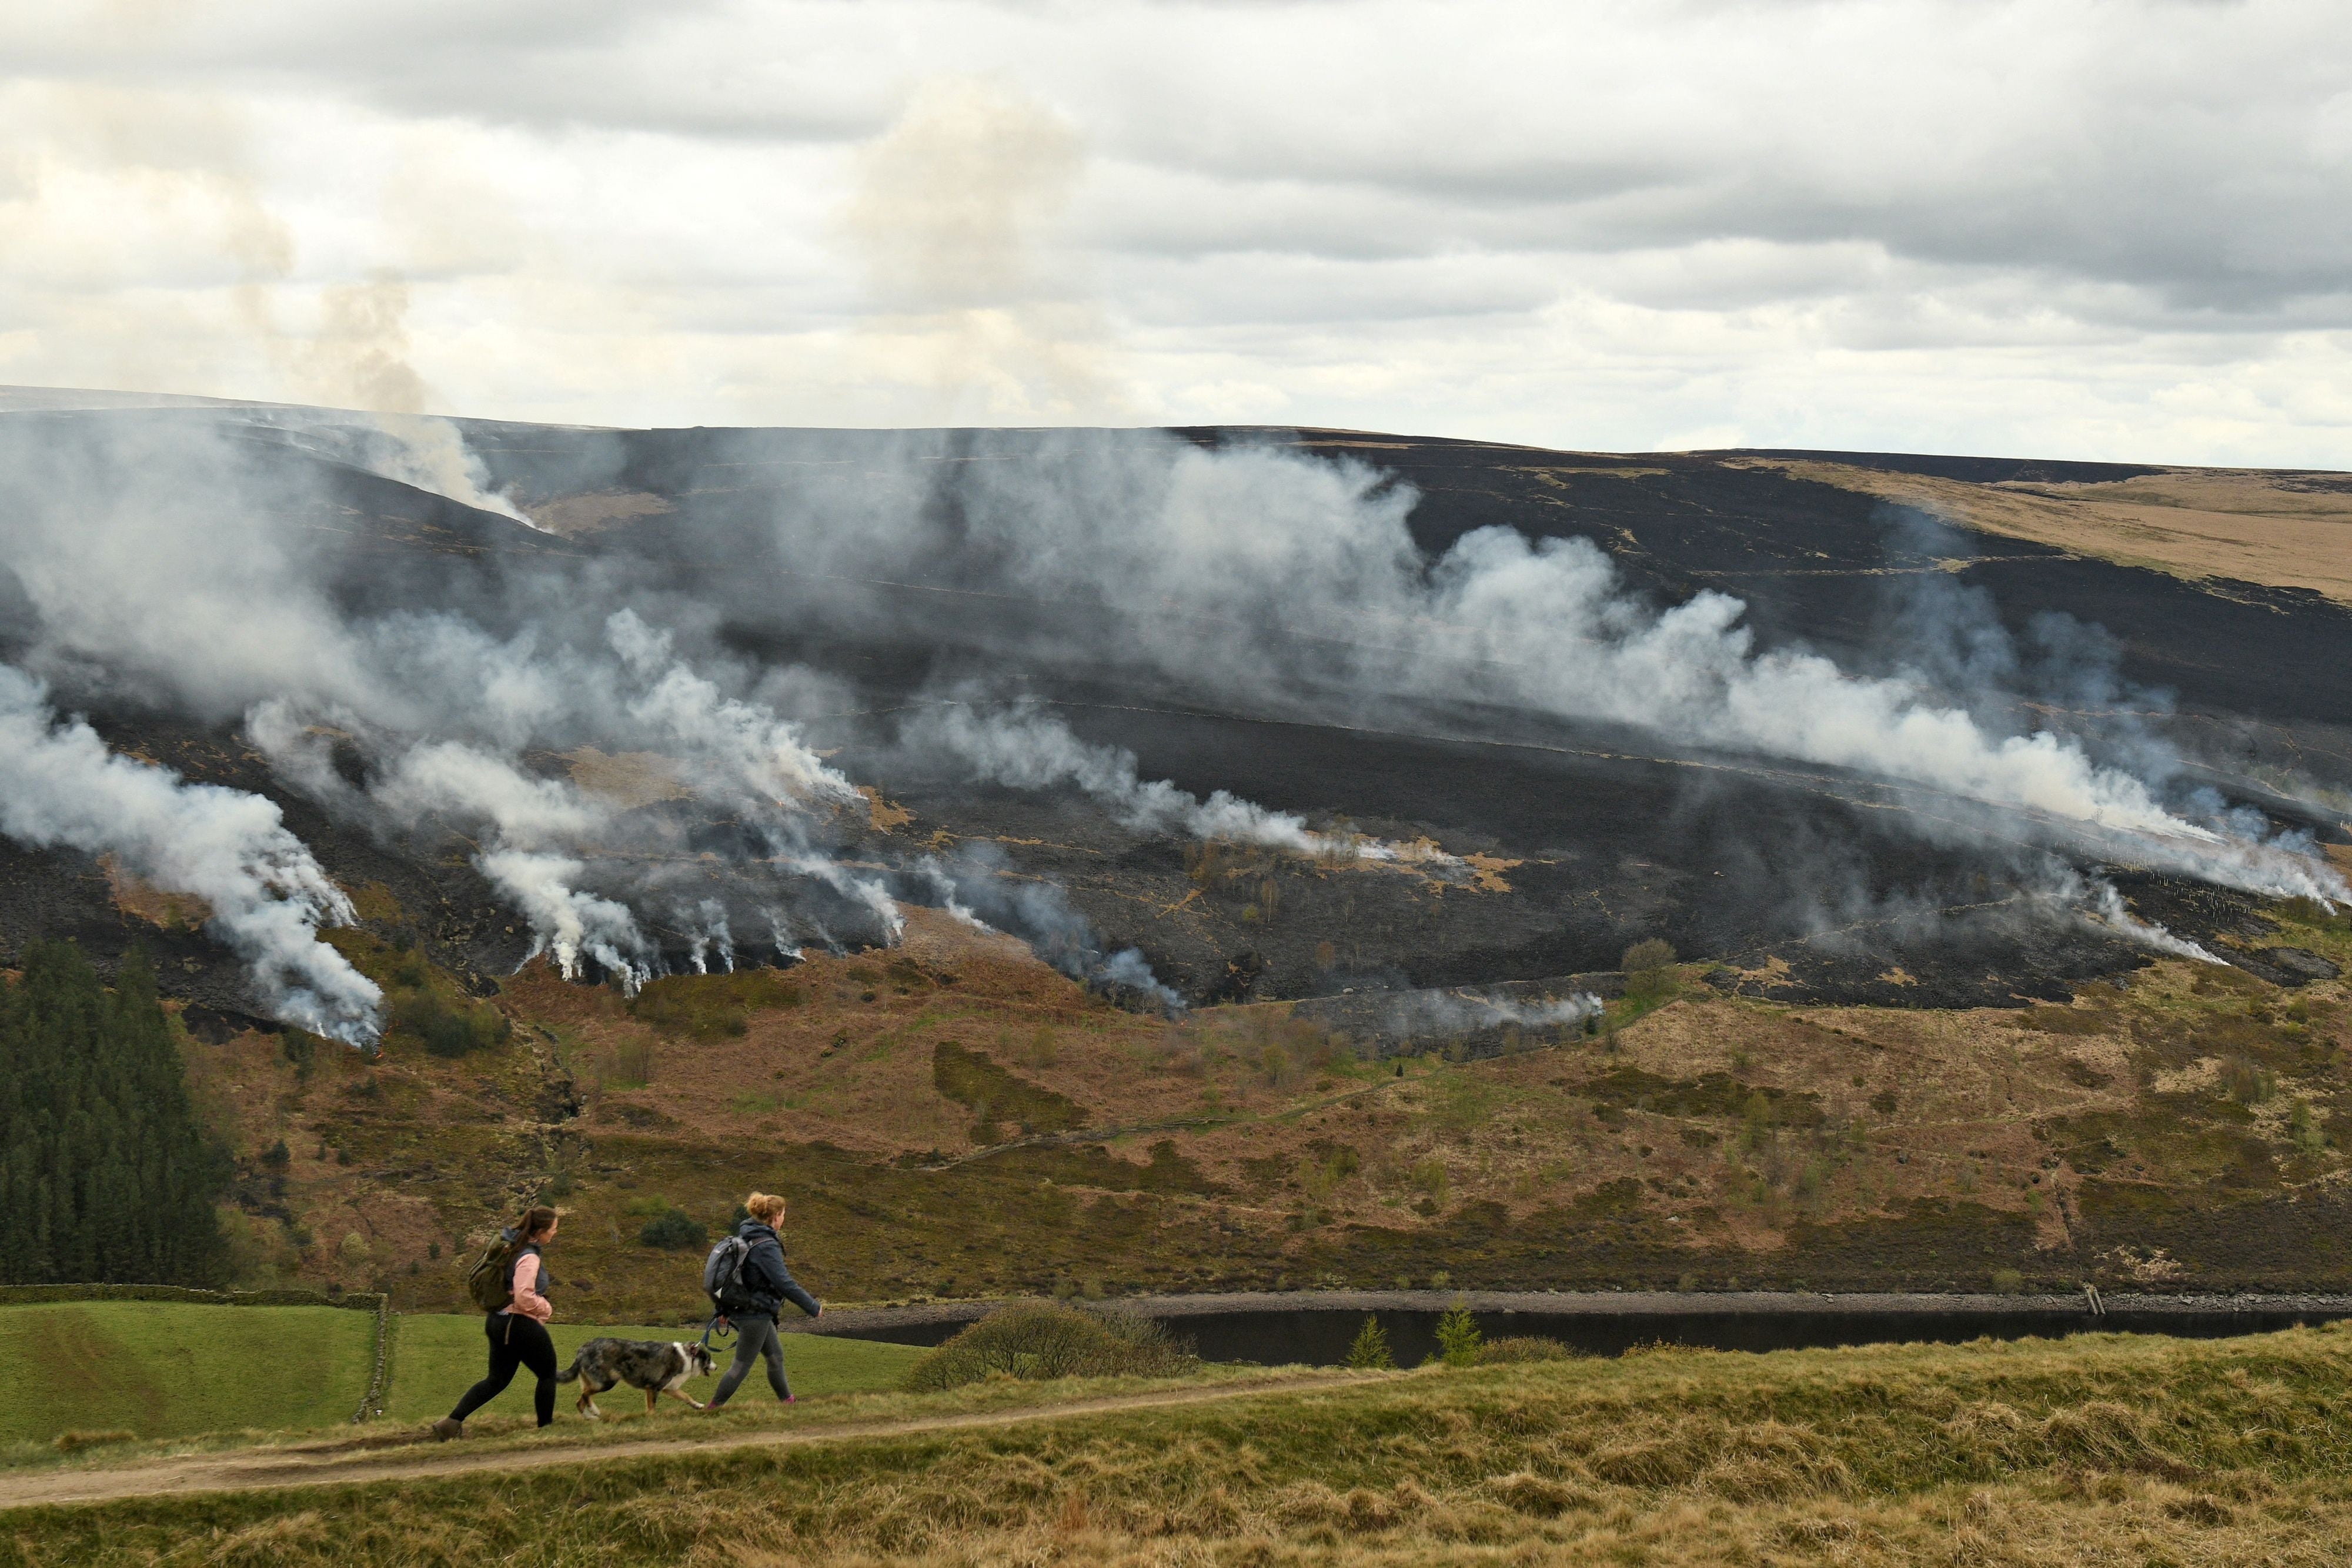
2;0;2349;464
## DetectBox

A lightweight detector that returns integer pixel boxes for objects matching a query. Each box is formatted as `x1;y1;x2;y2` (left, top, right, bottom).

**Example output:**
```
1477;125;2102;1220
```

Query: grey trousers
709;1313;791;1405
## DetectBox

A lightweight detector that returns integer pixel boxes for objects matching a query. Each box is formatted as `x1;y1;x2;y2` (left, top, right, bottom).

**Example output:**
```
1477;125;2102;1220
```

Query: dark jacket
729;1221;820;1320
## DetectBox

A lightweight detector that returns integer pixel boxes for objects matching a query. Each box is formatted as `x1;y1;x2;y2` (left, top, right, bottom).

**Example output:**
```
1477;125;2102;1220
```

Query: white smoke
2073;876;2225;965
477;849;652;988
1401;988;1606;1037
360;413;535;527
606;610;860;813
901;700;1446;866
893;434;2346;905
0;665;382;1041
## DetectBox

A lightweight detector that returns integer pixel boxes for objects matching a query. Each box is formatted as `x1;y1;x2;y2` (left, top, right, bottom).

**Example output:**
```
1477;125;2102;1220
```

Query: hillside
176;897;2352;1314
1;405;2348;1307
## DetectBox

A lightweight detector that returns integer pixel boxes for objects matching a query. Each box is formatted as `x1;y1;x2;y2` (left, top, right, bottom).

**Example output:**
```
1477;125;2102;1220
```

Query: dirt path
0;1373;1362;1512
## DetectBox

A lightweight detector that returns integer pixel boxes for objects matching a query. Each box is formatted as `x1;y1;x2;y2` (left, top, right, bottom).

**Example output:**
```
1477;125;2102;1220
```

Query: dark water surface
805;1289;2352;1366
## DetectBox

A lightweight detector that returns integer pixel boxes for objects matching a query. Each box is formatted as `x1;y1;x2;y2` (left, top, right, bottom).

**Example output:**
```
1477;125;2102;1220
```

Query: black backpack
703;1233;753;1312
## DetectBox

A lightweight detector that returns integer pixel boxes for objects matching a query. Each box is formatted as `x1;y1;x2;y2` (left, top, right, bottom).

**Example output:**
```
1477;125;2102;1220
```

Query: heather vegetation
136;888;2352;1313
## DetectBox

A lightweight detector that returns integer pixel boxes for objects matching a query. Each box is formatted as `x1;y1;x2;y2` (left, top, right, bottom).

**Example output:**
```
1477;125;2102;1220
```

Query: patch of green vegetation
1578;1066;1823;1129
2050;1102;2281;1191
904;1303;1195;1391
933;1041;1082;1139
619;1195;710;1251
0;1301;371;1442
628;968;803;1041
332;929;511;1059
982;1139;1219;1193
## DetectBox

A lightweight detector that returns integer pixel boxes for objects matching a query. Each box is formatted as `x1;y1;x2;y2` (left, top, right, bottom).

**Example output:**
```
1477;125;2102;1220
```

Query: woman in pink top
433;1206;560;1438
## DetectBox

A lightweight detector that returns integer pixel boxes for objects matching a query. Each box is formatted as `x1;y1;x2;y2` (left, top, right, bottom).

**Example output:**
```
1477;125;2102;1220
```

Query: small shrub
904;1305;1195;1391
2222;1055;2273;1106
1345;1315;1396;1370
638;1208;708;1251
1433;1303;1484;1366
1990;1267;2025;1295
1478;1335;1578;1364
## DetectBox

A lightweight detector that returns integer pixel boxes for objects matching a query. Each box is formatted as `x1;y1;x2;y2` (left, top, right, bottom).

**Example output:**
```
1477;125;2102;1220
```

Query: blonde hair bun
745;1191;787;1223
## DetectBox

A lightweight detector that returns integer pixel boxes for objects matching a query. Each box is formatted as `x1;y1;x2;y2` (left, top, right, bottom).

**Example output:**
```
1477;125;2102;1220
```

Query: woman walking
433;1205;560;1439
706;1191;821;1408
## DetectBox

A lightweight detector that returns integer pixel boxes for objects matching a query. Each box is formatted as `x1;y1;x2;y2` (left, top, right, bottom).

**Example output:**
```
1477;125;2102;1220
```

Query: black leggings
450;1312;557;1427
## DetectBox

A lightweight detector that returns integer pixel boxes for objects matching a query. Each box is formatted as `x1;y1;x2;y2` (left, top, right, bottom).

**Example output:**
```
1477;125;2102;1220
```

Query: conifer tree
0;942;228;1285
1345;1313;1396;1370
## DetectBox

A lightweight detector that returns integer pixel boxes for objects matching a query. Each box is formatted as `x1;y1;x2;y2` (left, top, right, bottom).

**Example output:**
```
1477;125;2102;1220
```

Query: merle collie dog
554;1338;718;1418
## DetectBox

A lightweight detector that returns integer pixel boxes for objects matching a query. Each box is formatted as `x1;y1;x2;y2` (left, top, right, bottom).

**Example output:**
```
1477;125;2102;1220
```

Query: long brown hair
518;1205;559;1241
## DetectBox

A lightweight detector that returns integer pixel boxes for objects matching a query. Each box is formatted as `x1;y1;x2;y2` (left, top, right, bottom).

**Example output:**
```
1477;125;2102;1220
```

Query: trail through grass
0;1303;372;1445
383;1315;928;1423
12;1322;2352;1563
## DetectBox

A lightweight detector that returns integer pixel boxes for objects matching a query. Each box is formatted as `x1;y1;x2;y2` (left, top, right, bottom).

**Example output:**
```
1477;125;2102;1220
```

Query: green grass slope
383;1316;929;1424
0;1303;372;1444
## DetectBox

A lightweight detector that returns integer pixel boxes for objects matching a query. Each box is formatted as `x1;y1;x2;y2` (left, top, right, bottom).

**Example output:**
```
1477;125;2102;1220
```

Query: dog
554;1338;718;1418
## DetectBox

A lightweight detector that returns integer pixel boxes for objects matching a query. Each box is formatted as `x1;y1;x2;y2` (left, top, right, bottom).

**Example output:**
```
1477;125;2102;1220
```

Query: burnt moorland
1;406;2348;1304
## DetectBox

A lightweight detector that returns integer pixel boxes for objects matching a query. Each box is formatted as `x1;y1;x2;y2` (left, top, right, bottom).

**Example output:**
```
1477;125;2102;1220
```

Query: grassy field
0;1302;373;1445
13;1321;2352;1563
0;1302;930;1445
385;1315;930;1423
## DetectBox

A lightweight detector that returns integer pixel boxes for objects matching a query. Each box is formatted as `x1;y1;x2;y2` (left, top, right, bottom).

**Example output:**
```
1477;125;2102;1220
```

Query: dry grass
20;1322;2352;1564
1740;457;2352;604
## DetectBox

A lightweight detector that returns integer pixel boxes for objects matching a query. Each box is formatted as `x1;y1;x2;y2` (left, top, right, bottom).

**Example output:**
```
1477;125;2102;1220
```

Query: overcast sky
3;1;2348;463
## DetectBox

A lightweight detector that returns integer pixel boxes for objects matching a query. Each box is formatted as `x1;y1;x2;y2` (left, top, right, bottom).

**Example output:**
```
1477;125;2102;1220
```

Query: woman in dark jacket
433;1205;560;1439
706;1191;821;1407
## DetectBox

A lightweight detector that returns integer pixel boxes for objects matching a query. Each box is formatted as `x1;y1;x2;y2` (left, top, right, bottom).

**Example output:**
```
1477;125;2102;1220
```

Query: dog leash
698;1315;736;1353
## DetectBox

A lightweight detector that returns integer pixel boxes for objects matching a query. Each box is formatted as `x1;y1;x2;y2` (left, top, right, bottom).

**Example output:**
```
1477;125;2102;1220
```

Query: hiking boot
431;1417;464;1442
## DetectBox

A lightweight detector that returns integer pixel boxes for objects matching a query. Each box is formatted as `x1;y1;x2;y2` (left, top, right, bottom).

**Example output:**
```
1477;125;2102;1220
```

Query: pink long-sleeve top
509;1251;553;1323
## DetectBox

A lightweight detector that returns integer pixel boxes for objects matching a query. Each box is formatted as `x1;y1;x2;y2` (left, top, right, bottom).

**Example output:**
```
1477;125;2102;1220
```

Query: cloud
3;3;2351;457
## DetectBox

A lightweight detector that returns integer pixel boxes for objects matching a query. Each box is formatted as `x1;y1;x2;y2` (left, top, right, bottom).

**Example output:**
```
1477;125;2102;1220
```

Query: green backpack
464;1231;520;1313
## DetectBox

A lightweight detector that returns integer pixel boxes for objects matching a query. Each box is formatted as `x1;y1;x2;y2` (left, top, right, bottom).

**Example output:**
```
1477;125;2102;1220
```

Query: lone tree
1345;1313;1396;1370
1621;938;1678;1001
0;941;228;1285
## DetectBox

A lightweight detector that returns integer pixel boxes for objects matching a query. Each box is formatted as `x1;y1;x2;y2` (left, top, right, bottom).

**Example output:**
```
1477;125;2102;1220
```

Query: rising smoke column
0;666;382;1041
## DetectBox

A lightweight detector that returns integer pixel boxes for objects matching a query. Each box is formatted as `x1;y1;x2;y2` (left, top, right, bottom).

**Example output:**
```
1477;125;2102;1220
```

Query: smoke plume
0;665;381;1040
